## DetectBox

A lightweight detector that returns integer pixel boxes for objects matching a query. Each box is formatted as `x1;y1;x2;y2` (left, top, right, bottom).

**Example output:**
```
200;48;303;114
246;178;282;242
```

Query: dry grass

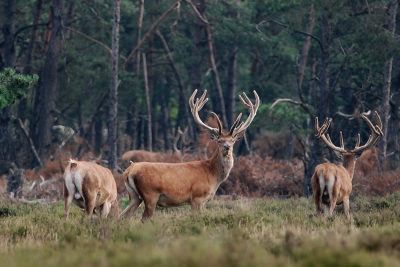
0;194;400;266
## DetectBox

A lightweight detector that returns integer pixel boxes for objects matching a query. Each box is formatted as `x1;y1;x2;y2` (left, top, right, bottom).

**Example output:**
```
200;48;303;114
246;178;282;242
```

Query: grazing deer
120;89;259;221
63;160;119;220
311;111;383;219
356;147;380;176
121;127;188;166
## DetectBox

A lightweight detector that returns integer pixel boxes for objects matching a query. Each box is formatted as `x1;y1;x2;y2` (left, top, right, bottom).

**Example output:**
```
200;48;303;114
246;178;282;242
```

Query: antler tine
351;111;383;154
315;117;347;153
189;90;220;137
229;113;242;135
339;131;344;149
354;134;361;149
177;126;183;135
315;117;330;138
211;112;222;134
173;127;182;153
231;91;260;137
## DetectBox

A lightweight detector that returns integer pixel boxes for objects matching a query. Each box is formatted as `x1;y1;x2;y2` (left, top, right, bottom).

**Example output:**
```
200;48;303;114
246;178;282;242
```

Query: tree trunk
143;53;152;152
191;0;205;137
129;0;144;150
17;0;42;168
191;0;205;93
37;0;65;161
162;77;172;150
94;114;103;156
286;4;315;161
206;24;228;128
19;0;44;121
0;0;17;174
41;0;55;55
155;29;193;136
226;46;238;126
304;7;331;197
63;0;75;39
108;0;120;170
379;0;398;164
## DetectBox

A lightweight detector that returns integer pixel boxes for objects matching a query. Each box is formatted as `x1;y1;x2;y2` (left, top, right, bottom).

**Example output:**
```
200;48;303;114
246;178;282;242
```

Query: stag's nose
224;144;230;151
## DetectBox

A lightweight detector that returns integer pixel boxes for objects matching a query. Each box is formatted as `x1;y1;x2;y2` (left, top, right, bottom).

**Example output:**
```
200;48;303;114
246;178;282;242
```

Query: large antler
230;90;260;137
189;90;222;138
351;111;383;154
315;117;347;153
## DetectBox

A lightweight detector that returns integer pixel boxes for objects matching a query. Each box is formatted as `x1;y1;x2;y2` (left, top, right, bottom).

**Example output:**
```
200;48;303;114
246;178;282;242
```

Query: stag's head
315;111;383;162
189;90;260;157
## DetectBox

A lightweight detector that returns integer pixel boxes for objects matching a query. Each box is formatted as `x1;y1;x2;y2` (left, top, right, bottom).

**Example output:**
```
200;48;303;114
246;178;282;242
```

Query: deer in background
63;160;119;220
120;89;259;221
121;127;188;166
311;111;383;219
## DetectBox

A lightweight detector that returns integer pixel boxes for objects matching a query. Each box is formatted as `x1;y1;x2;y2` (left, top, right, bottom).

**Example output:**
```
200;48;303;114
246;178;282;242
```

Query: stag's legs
64;183;74;220
120;182;143;219
141;195;159;222
328;187;339;217
100;201;111;218
323;205;330;216
343;196;350;220
110;199;119;218
314;194;322;214
191;198;204;212
311;173;323;215
82;187;96;216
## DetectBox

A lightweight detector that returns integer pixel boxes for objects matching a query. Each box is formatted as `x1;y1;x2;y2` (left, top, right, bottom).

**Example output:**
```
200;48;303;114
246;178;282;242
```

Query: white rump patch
73;170;84;201
327;171;335;202
74;193;82;199
319;173;326;193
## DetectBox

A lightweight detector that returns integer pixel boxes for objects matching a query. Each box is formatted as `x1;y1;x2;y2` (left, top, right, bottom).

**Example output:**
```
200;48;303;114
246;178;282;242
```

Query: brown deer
120;89;259;221
63;160;119;220
121;127;188;166
311;111;383;219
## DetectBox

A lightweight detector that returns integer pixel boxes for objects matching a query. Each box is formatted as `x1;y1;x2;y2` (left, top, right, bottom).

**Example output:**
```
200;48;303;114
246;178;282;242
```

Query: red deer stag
311;111;383;219
120;90;259;221
64;160;119;220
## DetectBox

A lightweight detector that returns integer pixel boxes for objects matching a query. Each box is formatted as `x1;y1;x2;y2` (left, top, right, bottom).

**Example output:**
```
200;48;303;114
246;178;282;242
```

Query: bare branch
270;98;315;118
120;0;209;70
17;118;43;167
268;20;324;52
184;0;209;24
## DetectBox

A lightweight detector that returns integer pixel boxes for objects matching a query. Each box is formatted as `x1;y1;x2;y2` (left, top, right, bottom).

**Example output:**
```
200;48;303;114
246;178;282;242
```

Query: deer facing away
311;111;383;219
120;90;259;221
63;160;119;220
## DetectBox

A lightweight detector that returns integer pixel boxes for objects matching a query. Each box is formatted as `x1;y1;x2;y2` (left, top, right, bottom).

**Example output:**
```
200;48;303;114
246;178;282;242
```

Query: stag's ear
233;131;245;141
205;130;219;141
333;150;343;160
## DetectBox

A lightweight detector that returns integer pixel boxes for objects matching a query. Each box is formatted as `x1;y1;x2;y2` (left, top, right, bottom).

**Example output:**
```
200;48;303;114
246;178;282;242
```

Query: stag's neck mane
208;147;234;183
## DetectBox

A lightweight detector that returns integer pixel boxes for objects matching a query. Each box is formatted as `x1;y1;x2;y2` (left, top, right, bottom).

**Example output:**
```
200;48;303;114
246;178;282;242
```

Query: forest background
1;0;400;199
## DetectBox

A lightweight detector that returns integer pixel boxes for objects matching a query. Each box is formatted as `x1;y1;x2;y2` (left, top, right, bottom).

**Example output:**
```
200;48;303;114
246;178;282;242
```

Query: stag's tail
318;168;334;205
65;159;83;200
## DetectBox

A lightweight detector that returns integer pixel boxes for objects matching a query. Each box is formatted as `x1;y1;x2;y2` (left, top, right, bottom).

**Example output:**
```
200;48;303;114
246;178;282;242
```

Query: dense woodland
1;0;400;198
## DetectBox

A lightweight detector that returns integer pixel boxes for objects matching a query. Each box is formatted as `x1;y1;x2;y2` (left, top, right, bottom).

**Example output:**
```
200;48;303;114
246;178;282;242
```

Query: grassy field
1;194;400;266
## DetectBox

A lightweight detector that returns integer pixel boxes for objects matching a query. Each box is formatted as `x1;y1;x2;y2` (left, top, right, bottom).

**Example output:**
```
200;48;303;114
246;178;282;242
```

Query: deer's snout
224;144;231;151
